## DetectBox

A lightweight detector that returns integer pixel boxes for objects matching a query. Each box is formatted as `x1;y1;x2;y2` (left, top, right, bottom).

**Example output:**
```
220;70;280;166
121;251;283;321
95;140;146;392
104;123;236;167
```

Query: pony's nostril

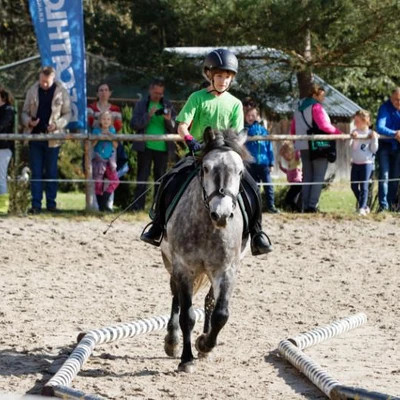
229;213;234;219
210;212;219;221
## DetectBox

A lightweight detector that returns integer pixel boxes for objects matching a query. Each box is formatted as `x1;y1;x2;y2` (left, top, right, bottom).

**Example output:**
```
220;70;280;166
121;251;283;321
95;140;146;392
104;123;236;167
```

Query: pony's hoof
164;341;180;358
177;361;195;373
164;334;180;357
195;334;213;354
197;351;213;361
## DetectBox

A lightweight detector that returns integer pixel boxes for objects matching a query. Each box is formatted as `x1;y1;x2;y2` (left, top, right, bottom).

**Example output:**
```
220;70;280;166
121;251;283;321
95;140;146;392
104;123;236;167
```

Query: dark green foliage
58;141;85;192
7;161;31;215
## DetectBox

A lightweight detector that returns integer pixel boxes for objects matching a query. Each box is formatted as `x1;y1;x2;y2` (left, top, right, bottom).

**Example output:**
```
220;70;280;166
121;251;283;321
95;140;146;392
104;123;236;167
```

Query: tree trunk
297;70;313;99
297;28;313;99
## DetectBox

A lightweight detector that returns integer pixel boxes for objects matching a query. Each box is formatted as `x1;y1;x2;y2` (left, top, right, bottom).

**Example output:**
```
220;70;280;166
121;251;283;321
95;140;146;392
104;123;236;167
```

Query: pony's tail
193;273;209;295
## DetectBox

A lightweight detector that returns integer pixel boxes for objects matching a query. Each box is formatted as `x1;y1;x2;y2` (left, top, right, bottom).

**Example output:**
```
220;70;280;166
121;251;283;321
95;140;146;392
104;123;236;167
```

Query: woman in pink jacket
290;84;342;212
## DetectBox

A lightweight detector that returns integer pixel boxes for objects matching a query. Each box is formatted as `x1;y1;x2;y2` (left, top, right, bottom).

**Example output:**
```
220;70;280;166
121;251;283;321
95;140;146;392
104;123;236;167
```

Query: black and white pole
278;313;400;400
42;309;205;399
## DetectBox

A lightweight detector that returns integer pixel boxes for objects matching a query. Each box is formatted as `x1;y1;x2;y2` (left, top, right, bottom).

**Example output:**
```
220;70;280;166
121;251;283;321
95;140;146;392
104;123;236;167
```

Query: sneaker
267;207;280;214
304;207;318;213
358;208;367;216
47;207;61;213
28;207;41;215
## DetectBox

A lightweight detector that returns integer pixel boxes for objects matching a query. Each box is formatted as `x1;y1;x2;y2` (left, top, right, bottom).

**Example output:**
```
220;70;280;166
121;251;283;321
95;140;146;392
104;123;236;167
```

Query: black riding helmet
203;49;238;79
203;49;238;93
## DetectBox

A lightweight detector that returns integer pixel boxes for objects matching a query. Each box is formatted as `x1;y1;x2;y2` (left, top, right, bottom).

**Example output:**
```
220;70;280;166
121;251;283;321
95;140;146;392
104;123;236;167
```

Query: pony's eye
239;170;243;177
203;166;209;174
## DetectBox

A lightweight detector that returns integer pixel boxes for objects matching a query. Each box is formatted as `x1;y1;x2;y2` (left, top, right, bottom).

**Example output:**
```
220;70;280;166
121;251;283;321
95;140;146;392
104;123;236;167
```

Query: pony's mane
200;129;252;163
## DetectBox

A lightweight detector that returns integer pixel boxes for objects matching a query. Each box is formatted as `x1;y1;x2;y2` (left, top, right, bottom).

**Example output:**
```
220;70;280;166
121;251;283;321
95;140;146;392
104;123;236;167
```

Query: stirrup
140;222;164;247
251;231;272;256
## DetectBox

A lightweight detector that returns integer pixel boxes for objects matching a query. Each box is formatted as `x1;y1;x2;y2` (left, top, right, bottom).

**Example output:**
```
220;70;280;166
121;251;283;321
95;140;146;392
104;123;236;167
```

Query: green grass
319;183;357;214
57;191;86;210
58;182;378;216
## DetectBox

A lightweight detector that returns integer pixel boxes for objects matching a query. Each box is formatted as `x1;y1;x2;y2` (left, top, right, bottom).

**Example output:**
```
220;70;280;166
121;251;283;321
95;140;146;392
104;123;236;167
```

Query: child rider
140;48;272;255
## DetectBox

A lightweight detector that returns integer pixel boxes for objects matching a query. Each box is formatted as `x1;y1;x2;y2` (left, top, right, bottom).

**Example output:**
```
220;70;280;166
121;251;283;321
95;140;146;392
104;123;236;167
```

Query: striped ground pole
278;313;400;400
289;313;367;350
278;339;341;397
42;309;205;399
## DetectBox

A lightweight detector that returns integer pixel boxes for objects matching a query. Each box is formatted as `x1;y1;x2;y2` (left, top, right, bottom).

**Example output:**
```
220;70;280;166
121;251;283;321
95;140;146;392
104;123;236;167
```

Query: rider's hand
184;134;202;152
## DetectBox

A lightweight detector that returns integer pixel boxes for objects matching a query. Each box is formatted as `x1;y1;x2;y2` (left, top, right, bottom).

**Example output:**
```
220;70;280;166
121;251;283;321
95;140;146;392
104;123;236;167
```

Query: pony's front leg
196;271;234;356
164;277;180;357
203;286;214;334
176;275;196;373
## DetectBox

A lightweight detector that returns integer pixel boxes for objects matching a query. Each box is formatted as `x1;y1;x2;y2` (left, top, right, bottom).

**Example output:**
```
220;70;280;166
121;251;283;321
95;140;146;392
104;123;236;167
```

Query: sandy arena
0;214;399;399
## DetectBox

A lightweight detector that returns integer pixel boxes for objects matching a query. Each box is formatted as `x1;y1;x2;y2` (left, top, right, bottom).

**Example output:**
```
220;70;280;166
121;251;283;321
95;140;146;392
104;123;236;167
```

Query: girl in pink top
290;84;342;212
279;141;303;211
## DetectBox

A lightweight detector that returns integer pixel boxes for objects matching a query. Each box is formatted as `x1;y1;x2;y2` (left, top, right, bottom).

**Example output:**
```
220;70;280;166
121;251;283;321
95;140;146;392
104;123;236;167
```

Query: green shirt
176;89;244;141
145;101;167;152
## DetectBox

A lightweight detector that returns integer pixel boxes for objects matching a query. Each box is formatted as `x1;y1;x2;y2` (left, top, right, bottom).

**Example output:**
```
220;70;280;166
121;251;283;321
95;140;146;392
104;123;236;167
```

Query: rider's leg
242;169;273;256
141;157;196;247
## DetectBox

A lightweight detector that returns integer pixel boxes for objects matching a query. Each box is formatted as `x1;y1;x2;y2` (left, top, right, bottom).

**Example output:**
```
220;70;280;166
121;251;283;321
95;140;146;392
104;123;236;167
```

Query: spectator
242;97;267;127
87;83;122;132
244;106;279;213
87;82;126;210
130;79;176;211
279;140;302;212
21;66;71;214
350;110;378;216
375;87;400;212
0;88;15;213
92;111;119;212
290;84;342;212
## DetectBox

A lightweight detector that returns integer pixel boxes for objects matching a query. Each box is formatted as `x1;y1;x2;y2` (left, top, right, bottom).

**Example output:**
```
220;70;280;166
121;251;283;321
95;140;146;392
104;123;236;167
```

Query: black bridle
199;167;239;211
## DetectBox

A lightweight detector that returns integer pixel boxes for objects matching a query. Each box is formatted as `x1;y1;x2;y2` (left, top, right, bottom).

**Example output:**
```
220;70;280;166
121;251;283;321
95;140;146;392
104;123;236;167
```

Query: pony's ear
203;126;216;144
237;129;248;146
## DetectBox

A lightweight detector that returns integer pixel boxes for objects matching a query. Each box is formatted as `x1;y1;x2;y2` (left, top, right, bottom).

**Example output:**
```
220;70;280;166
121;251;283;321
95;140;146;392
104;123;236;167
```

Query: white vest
293;105;313;151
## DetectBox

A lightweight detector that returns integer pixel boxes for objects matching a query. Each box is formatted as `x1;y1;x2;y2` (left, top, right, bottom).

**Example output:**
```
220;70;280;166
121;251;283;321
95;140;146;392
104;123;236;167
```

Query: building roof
164;46;361;118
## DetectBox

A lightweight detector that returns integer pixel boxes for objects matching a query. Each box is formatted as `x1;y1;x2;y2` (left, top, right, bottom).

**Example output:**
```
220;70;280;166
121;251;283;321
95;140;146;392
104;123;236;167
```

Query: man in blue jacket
376;88;400;212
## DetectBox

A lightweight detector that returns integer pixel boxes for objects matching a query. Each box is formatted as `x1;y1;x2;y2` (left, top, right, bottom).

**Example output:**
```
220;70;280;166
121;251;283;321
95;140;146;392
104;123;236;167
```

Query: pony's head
199;128;250;228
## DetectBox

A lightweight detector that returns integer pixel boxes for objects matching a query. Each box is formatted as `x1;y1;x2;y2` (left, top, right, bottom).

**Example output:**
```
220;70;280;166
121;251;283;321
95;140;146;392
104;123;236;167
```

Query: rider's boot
242;169;273;256
250;228;272;256
140;217;164;247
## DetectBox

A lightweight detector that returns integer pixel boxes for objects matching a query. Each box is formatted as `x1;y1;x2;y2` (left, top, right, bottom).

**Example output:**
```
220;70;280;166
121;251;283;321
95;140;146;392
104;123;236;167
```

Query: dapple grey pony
160;128;251;373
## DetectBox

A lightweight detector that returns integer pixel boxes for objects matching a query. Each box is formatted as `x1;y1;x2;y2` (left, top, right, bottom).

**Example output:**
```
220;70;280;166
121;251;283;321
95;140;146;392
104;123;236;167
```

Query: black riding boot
140;218;164;246
242;170;273;256
140;156;198;247
140;180;166;247
96;194;104;212
102;191;113;212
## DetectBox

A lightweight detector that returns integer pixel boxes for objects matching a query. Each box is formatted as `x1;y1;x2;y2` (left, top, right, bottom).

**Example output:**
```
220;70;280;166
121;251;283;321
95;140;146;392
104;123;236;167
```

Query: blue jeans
247;163;275;209
29;141;60;210
377;143;400;210
351;163;373;210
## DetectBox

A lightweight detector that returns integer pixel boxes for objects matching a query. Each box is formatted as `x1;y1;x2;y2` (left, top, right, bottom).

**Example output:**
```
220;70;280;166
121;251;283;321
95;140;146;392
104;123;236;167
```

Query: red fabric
87;102;123;132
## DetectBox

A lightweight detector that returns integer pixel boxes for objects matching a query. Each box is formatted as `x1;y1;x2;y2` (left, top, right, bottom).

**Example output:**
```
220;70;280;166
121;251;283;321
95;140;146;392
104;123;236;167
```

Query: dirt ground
0;214;399;399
